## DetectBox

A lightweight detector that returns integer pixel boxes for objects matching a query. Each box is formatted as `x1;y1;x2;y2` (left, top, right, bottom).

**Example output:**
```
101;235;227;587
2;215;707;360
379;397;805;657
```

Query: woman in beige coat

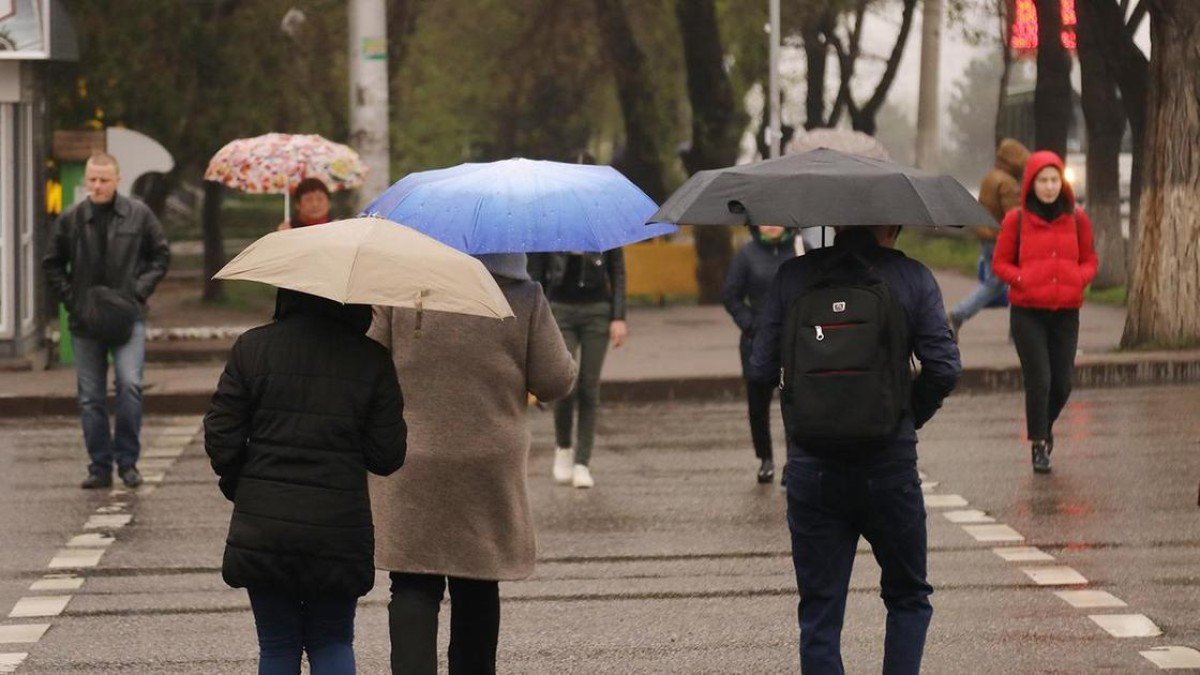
368;253;576;674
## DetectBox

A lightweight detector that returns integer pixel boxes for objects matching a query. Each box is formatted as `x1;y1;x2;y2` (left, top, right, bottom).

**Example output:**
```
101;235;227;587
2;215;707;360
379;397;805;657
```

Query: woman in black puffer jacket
205;289;406;675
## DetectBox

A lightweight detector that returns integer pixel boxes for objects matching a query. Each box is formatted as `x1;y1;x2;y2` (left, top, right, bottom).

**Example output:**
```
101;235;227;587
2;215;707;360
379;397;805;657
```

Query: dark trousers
746;380;776;461
1010;306;1079;440
786;459;932;675
551;301;612;465
388;572;500;675
246;589;357;675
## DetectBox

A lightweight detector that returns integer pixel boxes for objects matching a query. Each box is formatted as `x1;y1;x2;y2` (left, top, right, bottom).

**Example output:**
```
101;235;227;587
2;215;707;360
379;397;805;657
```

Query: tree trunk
676;0;748;303
994;0;1014;147
1076;0;1127;289
592;0;668;202
1121;0;1200;348
1033;0;1072;157
201;180;226;303
800;12;832;130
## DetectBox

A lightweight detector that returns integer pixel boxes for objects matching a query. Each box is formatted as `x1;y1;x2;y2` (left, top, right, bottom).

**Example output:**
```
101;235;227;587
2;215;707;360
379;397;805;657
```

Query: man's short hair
293;177;330;199
86;152;120;174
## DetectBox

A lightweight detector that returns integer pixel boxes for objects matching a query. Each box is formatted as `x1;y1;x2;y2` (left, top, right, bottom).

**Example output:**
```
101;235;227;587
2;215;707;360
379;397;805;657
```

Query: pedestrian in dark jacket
992;150;1098;474
722;225;797;483
205;288;406;675
43;152;171;490
749;226;961;675
528;249;627;488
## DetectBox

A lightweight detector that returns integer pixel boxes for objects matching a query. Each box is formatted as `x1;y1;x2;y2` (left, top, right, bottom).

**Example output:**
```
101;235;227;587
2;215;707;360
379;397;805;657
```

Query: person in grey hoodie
722;225;797;483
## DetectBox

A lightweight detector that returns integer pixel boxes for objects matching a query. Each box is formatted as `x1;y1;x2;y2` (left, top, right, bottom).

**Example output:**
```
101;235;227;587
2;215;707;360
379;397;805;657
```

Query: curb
3;357;1198;417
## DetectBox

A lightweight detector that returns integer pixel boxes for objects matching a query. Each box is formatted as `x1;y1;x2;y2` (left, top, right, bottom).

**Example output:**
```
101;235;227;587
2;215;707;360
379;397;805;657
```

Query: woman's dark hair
293;177;331;199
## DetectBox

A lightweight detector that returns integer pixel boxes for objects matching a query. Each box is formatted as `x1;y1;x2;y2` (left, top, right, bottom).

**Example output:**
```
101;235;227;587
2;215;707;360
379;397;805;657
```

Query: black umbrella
648;148;995;229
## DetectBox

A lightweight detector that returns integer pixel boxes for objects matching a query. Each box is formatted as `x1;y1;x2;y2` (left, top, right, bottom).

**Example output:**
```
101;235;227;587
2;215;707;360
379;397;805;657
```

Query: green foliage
1085;285;1127;306
896;232;980;276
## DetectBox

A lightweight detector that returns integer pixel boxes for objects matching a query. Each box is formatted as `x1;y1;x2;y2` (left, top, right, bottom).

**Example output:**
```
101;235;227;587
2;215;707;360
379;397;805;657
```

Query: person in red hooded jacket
992;150;1099;474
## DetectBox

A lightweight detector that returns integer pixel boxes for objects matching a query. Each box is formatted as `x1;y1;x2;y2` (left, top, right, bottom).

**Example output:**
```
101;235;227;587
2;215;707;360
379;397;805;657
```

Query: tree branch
860;0;918;118
1125;0;1147;39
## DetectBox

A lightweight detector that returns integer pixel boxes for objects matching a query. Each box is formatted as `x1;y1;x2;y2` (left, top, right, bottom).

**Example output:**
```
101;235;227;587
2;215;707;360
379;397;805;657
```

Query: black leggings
1010;307;1079;441
388;572;500;675
746;380;776;461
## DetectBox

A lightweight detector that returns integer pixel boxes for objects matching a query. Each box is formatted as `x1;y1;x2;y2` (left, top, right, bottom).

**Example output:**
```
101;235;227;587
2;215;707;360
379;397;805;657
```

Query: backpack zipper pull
815;325;825;341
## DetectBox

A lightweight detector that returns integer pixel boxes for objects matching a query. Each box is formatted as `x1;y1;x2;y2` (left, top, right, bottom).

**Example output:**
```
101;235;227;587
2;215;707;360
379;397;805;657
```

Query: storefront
0;0;75;360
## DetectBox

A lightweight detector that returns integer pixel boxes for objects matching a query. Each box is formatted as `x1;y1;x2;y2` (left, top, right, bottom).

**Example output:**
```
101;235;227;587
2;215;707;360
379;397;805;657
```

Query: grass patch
182;280;277;314
1085;285;1127;306
896;232;979;276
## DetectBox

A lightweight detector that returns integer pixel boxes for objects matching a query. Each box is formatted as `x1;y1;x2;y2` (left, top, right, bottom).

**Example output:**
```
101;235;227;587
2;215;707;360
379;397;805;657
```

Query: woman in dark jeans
528;250;627;489
722;225;796;483
992;150;1098;474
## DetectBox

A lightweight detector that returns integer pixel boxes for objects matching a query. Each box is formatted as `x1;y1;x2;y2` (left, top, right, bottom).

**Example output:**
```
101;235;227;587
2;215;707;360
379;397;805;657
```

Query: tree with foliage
1033;0;1071;157
1122;0;1200;348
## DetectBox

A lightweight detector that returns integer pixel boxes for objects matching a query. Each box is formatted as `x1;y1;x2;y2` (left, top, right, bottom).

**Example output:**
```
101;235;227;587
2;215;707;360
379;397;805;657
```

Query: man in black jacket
749;226;960;674
43;153;171;489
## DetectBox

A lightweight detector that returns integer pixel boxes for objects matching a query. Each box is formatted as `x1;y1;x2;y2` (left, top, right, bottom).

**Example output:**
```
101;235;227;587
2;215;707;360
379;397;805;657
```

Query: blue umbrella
362;158;675;254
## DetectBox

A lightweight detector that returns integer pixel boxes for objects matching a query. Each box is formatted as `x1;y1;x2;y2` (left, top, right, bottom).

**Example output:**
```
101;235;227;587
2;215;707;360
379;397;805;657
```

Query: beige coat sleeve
526;287;577;402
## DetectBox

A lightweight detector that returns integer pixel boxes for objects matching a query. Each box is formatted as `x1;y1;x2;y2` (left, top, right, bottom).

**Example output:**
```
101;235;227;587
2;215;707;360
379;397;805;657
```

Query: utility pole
768;0;782;158
348;0;390;210
915;0;942;170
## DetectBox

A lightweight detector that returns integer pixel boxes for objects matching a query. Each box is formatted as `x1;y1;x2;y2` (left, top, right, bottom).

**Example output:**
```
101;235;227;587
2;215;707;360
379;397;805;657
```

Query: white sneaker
553;448;574;484
572;464;594;489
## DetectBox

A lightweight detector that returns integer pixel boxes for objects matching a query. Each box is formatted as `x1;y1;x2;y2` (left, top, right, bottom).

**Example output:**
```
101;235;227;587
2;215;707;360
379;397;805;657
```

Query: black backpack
779;248;910;451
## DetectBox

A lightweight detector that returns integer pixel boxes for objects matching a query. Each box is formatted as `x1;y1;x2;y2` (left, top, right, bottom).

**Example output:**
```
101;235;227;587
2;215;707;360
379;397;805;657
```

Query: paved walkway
1;271;1197;414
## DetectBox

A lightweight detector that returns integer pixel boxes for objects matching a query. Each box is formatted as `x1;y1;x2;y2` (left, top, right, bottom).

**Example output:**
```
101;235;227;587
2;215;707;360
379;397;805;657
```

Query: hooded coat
978;139;1030;225
367;277;576;581
722;228;798;377
204;289;407;599
992;151;1099;311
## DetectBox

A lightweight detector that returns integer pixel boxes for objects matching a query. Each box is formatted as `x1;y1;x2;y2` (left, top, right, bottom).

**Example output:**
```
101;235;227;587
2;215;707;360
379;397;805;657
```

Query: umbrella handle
284;191;290;225
413;290;425;338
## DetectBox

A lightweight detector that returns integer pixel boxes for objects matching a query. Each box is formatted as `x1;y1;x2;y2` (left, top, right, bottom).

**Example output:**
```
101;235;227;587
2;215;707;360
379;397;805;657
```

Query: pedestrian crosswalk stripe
8;597;70;619
47;548;104;570
29;576;83;592
83;514;131;530
962;524;1023;542
1089;614;1161;638
1021;566;1088;586
66;533;114;548
0;653;28;673
1140;646;1200;669
924;494;969;508
1054;590;1127;608
992;546;1055;562
0;625;49;644
943;509;995;524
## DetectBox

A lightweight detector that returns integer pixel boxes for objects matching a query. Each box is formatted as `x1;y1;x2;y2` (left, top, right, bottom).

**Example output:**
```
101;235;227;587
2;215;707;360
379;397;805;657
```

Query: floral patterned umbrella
205;133;368;218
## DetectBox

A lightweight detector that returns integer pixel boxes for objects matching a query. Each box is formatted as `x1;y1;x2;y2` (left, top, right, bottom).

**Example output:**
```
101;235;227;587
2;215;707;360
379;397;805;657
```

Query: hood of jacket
1021;150;1075;215
273;288;372;334
748;226;795;252
995;138;1029;178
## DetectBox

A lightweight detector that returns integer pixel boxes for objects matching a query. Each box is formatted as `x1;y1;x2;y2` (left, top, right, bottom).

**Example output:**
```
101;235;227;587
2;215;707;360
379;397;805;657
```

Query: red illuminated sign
1011;0;1077;52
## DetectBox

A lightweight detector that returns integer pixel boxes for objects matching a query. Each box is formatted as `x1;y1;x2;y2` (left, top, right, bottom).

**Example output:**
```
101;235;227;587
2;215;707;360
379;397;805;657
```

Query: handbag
74;286;140;345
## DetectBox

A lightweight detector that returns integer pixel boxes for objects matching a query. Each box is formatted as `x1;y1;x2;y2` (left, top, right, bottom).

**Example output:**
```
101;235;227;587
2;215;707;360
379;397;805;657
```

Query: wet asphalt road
0;385;1197;673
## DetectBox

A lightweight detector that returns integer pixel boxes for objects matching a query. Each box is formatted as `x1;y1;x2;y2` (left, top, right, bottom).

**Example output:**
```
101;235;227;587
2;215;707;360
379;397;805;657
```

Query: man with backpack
749;225;961;674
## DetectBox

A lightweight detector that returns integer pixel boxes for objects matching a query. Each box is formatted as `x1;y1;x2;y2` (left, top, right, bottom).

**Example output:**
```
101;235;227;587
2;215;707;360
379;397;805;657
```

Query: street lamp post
768;0;782;159
348;0;390;210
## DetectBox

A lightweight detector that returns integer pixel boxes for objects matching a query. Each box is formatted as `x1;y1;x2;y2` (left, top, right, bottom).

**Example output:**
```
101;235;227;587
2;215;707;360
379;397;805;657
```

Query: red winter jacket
992;151;1099;311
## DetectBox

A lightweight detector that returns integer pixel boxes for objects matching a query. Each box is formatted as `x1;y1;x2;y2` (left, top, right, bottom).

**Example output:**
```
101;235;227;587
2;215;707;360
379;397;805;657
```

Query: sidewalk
2;271;1198;415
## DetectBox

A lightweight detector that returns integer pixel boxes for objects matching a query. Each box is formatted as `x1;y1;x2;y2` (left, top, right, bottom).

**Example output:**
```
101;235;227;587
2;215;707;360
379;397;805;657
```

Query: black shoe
118;465;143;488
1031;441;1051;474
81;472;113;489
757;459;776;484
1046;434;1054;456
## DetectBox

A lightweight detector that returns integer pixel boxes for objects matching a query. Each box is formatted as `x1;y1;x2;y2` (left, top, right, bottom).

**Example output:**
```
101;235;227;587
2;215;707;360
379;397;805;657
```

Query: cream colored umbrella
214;217;513;320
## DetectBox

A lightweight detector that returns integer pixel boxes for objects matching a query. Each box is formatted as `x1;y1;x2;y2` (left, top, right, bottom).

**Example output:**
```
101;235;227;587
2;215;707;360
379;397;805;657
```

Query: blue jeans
247;589;357;675
72;321;146;475
786;458;932;675
950;241;1007;324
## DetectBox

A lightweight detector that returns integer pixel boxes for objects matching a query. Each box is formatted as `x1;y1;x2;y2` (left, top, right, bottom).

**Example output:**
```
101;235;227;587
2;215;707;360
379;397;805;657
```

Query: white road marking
83;514;131;530
0;653;28;673
8;596;70;619
94;504;127;514
0;625;49;644
963;524;1024;542
137;459;175;472
141;446;184;459
29;576;83;592
1054;590;1127;608
921;481;940;491
141;472;166;484
47;548;104;570
66;533;114;548
1089;614;1161;638
1022;566;1088;586
993;546;1055;562
1141;646;1200;669
943;509;996;524
924;494;969;508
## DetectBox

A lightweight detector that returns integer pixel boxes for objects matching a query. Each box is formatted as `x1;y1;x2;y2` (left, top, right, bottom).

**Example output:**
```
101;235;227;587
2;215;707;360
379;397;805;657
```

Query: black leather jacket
528;250;627;320
43;195;171;334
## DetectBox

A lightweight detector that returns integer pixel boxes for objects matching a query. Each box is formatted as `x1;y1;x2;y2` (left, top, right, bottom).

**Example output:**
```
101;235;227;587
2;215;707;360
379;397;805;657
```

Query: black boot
80;471;112;490
118;465;143;488
1031;440;1051;474
757;458;775;484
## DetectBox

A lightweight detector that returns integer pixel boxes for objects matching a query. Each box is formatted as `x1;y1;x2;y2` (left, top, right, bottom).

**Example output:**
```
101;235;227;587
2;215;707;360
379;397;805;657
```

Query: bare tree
823;0;920;135
676;0;748;303
1122;0;1200;348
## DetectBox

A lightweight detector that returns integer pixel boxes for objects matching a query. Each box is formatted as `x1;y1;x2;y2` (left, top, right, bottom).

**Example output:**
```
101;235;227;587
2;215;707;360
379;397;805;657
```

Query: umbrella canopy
649;148;995;230
205;133;368;195
214;217;513;320
787;128;892;161
361;158;675;254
